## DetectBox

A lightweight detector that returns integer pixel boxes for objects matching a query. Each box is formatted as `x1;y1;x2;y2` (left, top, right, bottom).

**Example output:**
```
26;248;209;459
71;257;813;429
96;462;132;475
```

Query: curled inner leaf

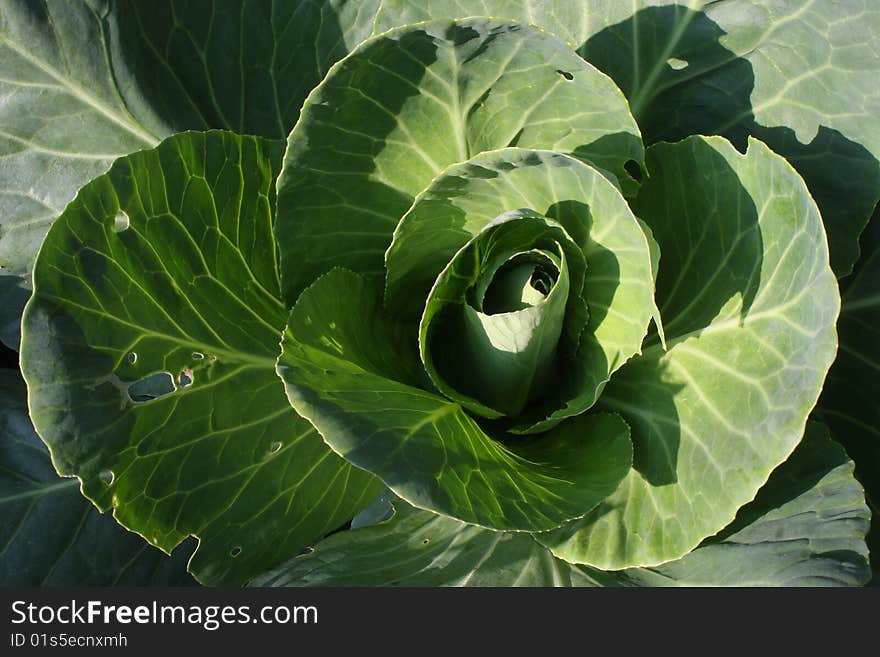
392;149;655;431
422;216;580;418
276;268;634;532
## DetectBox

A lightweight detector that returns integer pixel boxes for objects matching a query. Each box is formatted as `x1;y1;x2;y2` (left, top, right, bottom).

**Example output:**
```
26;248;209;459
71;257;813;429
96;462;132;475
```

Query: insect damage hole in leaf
178;369;194;388
127;372;176;402
556;69;574;80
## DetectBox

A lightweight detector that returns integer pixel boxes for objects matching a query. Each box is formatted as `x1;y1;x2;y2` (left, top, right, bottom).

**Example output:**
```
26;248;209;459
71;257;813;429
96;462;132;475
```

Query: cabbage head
5;5;876;587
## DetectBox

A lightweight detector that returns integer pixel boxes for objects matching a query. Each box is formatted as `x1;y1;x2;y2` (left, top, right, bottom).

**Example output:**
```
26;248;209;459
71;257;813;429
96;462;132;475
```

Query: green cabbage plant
1;1;878;587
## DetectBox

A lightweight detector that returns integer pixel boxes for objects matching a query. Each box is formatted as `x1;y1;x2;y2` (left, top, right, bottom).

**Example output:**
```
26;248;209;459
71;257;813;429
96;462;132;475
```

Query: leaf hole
98;469;114;485
555;69;574;81
624;159;644;183
113;210;130;233
126;351;137;365
178;369;193;388
192;352;204;360
422;538;430;545
667;57;689;70
229;546;242;558
269;441;283;454
127;372;176;403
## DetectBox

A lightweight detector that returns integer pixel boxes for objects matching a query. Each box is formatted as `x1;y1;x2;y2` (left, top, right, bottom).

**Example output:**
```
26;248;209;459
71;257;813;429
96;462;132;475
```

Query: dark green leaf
0;370;195;586
815;207;880;577
277;268;633;532
253;423;870;587
0;0;380;348
19;131;380;585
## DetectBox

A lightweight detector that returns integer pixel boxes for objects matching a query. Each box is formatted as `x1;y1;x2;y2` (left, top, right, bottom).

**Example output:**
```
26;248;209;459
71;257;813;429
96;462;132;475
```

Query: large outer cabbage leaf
0;370;195;585
539;136;838;568
2;0;876;349
19;131;381;585
2;0;873;587
0;0;378;348
369;0;880;279
252;423;870;587
274;18;643;305
0;0;163;349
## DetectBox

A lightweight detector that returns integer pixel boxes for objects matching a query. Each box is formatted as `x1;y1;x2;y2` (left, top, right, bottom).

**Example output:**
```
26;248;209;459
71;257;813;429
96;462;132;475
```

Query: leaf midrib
639;299;822;359
0;36;159;147
0;478;78;504
40;290;278;370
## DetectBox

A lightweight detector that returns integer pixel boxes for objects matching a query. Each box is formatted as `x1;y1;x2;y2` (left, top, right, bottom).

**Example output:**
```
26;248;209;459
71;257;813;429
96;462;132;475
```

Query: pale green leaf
595;0;880;278
275;18;643;304
635;217;666;349
418;213;580;420
371;0;880;277
386;148;655;432
0;0;162;349
540;135;839;569
621;423;870;586
370;0;590;50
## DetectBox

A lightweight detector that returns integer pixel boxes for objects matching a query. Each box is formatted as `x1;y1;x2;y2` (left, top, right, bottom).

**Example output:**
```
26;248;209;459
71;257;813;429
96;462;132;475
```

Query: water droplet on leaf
113;210;130;233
